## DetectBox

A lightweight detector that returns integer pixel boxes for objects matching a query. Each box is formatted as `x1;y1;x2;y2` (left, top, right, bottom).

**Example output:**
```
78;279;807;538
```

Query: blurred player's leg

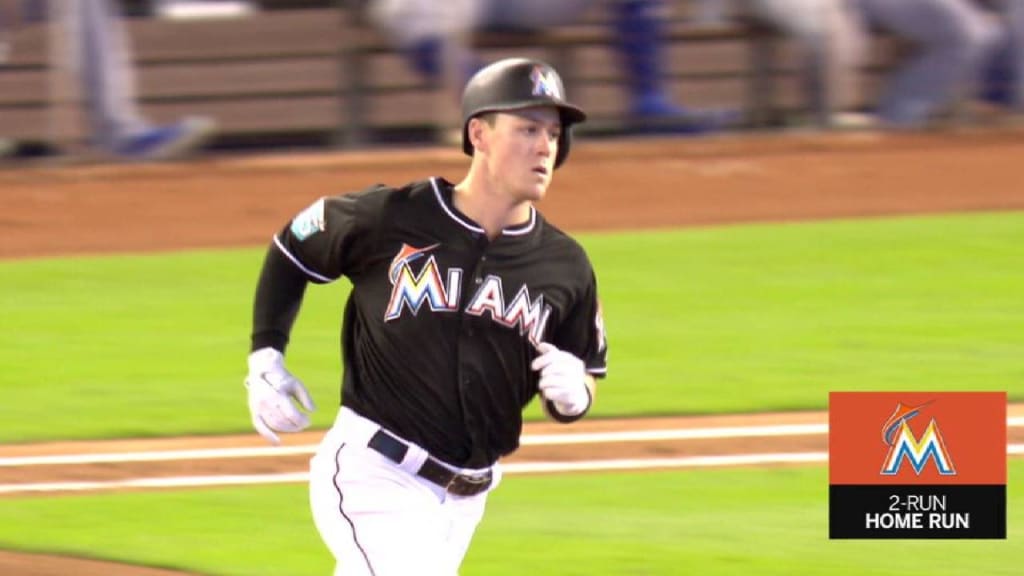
72;0;215;159
860;0;999;126
1002;0;1024;110
76;0;147;150
48;0;85;158
751;0;870;128
611;0;736;132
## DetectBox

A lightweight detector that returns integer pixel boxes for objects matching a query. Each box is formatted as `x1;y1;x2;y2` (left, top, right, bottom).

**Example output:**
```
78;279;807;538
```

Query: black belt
367;429;493;497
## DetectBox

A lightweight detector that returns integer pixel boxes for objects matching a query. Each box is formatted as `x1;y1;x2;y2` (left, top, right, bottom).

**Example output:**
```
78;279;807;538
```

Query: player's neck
453;176;532;240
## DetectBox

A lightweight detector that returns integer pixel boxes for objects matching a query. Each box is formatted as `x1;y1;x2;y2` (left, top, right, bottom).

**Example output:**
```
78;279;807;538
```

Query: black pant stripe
333;442;377;576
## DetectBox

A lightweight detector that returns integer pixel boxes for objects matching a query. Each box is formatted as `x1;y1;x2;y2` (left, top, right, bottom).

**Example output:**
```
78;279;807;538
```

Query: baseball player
244;57;608;575
853;0;1000;127
368;0;732;131
741;0;870;126
980;0;1024;112
1;0;214;159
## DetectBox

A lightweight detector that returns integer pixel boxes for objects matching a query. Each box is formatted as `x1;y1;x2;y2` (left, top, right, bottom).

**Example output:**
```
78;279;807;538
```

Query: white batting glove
245;347;316;445
531;342;591;417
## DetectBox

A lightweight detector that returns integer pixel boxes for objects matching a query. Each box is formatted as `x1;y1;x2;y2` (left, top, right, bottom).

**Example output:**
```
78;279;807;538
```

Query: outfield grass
1;463;1021;575
1;212;1022;441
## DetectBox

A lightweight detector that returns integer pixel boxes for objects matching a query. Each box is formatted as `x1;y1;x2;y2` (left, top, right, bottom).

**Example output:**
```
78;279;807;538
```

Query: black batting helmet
461;58;587;169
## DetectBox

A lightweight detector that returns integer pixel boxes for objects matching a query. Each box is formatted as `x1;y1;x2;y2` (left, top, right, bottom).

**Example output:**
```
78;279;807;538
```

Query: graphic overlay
829;392;1006;539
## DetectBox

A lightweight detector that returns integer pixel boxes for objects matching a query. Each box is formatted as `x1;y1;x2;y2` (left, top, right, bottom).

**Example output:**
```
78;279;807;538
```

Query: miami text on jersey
385;243;552;345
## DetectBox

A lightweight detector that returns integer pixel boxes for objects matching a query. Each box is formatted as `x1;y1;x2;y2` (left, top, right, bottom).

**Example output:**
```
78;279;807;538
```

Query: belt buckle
446;471;492;497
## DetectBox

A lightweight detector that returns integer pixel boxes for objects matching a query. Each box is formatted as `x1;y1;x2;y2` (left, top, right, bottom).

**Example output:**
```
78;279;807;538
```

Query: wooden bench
341;1;782;146
0;6;345;148
0;1;826;153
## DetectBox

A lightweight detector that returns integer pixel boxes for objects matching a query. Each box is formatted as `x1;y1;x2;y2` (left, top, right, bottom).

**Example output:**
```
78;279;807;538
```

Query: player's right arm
244;189;381;443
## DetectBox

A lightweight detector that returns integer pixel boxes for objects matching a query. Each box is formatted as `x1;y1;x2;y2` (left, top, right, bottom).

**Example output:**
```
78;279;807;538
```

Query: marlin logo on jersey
530;65;561;99
880;401;956;476
384;243;459;320
385;243;552;344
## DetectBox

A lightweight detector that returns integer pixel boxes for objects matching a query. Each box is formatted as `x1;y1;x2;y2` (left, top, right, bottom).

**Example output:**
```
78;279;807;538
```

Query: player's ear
468;117;490;155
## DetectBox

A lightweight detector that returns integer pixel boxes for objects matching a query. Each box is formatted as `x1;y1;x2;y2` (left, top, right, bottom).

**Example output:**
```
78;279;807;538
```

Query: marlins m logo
530;65;562;99
880;402;956;476
384;243;461;321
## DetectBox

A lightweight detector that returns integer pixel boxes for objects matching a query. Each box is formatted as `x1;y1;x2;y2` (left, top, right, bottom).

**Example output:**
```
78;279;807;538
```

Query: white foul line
1;446;1023;496
0;445;316;467
503;452;830;473
0;473;310;495
520;424;829;446
0;424;830;467
0;452;830;495
2;416;1023;468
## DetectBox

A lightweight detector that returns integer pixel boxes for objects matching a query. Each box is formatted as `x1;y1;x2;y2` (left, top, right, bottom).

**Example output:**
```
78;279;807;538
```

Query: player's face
489;107;561;202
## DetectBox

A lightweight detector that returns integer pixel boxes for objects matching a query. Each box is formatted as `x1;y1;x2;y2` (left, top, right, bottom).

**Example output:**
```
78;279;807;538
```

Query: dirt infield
5;130;1024;259
3;130;1024;574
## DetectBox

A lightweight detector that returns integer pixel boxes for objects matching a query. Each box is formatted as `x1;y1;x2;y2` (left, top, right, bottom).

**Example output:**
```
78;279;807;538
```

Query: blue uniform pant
855;0;1000;126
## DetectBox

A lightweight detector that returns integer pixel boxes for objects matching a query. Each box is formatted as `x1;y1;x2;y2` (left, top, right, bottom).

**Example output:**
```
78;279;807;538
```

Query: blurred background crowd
0;0;1022;163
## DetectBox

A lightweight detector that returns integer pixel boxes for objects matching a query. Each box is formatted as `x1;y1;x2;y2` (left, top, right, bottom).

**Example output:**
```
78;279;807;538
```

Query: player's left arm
533;263;607;423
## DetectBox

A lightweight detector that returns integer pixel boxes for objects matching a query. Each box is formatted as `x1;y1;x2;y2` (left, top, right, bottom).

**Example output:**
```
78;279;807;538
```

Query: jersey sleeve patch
289;197;326;241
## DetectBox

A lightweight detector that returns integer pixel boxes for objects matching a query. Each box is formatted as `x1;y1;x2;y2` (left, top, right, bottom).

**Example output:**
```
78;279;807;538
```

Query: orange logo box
830;392;1006;486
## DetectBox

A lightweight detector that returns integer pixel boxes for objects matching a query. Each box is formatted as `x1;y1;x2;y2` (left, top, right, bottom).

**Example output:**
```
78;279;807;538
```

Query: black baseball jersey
260;177;607;468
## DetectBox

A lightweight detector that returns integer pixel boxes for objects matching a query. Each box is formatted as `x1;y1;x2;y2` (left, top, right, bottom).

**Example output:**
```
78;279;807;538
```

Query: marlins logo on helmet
530;65;562;99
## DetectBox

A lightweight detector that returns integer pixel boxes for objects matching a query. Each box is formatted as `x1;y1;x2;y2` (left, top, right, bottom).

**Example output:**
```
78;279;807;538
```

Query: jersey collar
430;177;537;237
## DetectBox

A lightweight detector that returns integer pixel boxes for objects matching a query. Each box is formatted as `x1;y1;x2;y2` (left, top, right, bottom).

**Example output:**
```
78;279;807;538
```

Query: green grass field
1;464;1021;576
2;212;1022;442
2;211;1022;575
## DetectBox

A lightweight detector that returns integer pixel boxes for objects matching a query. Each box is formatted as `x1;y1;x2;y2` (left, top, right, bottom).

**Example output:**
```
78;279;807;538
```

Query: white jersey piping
429;177;537;236
273;234;335;283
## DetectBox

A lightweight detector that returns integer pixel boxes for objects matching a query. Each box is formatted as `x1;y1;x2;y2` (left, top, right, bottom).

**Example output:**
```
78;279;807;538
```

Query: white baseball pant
310;407;501;576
